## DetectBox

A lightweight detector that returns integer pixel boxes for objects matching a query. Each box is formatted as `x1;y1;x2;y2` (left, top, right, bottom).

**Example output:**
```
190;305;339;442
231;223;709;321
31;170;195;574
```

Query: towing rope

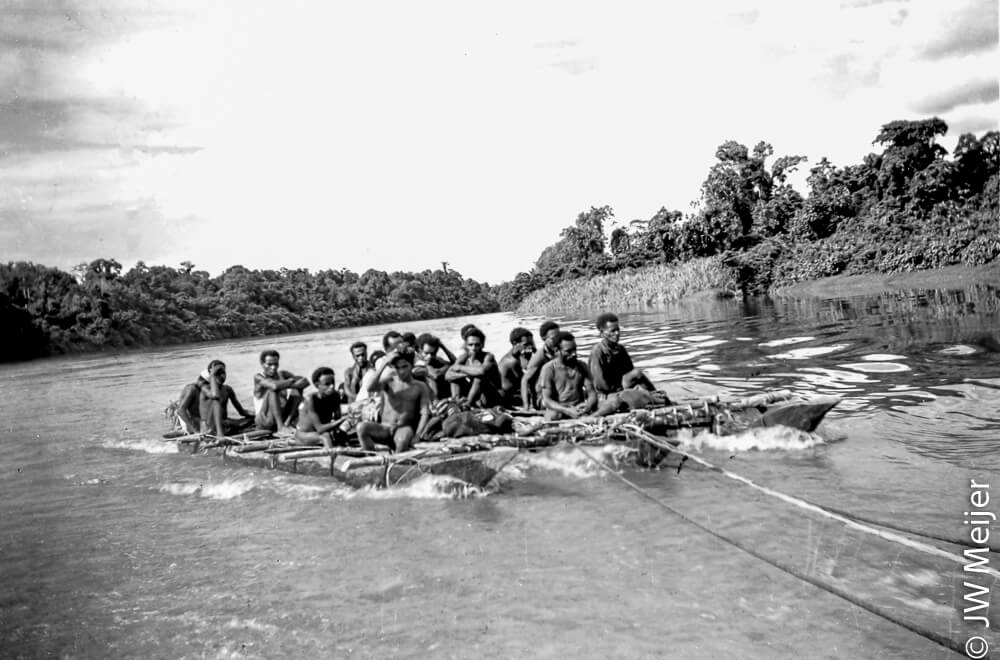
622;424;1000;579
573;443;968;655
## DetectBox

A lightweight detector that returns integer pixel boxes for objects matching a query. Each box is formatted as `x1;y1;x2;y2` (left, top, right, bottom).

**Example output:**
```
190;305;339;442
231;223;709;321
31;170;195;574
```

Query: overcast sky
1;0;997;284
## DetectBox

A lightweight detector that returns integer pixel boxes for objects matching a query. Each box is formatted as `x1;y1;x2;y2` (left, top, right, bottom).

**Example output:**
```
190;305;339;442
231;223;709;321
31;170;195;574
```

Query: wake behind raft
161;389;840;490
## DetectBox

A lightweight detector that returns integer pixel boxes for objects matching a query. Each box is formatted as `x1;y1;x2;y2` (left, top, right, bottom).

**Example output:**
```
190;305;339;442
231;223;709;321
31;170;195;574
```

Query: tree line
495;117;999;308
1;261;498;362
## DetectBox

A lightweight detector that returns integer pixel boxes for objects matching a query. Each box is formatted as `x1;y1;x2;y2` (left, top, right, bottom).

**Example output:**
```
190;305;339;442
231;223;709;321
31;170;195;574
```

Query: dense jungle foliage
495;118;999;309
0;262;498;361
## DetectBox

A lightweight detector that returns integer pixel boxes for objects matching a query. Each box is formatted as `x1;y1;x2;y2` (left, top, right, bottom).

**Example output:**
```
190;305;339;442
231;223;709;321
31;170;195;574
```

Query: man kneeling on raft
539;331;597;420
294;367;348;449
357;349;430;452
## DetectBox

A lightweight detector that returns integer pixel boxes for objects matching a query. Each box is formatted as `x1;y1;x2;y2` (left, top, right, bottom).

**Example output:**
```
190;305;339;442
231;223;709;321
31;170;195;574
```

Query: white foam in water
771;344;849;360
759;336;815;347
102;437;178;454
681;334;715;342
516;448;599;479
840;362;911;373
696;364;721;371
678;426;824;452
939;344;979;356
159;478;257;500
861;353;907;361
345;473;486;500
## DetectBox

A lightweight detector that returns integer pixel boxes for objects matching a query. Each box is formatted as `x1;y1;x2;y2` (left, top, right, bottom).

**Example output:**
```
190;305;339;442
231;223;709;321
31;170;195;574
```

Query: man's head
311;367;337;396
460;324;480;340
596;312;621;345
369;350;386;368
382;331;403;352
417;333;440;362
465;328;486;357
207;359;227;382
509;327;535;358
540;321;560;350
401;332;417;351
349;341;367;366
259;350;280;377
390;349;415;381
555;331;577;364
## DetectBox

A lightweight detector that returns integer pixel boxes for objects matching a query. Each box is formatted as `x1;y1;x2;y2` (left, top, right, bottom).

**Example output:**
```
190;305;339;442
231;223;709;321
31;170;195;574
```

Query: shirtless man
521;320;560;410
539;331;597;421
358;331;404;400
341;342;369;403
446;327;502;407
356;350;430;452
174;368;210;433
498;327;535;408
413;333;457;400
294;367;347;448
200;360;255;435
253;350;309;432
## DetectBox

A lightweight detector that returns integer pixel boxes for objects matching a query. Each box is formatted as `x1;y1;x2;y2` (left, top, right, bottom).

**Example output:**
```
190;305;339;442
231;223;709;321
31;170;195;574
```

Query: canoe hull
177;439;517;489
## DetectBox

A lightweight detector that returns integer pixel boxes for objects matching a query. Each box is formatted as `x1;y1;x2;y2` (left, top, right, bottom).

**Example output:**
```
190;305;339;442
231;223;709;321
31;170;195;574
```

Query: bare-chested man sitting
498;327;535;408
253;350;309;432
294;367;347;448
200;360;255;436
539;331;597;420
445;327;502;407
356;349;431;452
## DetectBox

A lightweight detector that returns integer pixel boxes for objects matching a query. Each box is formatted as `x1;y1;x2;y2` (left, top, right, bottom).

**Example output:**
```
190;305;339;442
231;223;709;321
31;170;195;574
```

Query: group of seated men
174;312;664;454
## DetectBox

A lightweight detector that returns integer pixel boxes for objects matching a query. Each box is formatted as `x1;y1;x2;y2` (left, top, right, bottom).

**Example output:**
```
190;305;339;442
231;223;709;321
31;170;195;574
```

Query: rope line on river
573;444;968;656
622;424;1000;578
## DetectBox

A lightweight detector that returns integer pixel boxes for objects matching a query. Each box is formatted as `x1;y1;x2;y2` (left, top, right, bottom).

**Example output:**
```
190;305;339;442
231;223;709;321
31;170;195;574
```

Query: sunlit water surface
2;285;999;658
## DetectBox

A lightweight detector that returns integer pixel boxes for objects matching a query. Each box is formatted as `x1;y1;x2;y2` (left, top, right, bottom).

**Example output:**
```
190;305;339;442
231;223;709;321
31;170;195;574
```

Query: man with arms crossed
446;327;502;407
588;313;660;412
253;350;309;432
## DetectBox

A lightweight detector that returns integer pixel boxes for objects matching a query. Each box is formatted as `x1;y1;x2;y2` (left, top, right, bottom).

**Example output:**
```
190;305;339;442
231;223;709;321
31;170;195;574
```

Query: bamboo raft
163;389;840;489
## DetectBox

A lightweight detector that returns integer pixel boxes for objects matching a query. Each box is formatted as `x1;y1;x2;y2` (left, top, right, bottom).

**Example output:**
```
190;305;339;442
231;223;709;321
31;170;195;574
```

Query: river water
2;283;999;659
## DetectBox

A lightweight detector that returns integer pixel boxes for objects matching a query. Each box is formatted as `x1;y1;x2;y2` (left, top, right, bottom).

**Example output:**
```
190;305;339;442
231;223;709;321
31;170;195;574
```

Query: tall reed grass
516;257;739;314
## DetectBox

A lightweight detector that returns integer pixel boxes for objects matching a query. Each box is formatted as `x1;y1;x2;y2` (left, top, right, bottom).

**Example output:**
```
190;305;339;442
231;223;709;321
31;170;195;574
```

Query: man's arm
342;367;358;401
580;365;598;413
255;371;306;393
438;344;458;364
176;384;200;432
445;355;469;382
521;351;545;409
415;384;431;439
226;386;252;418
368;354;397;392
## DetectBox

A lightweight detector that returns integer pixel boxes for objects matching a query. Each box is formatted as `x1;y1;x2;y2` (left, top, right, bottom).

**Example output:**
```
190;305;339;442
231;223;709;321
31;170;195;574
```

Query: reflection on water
1;283;998;657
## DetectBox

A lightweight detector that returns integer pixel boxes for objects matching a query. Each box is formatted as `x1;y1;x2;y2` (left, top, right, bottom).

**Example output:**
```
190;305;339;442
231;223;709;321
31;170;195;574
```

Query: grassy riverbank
515;258;738;314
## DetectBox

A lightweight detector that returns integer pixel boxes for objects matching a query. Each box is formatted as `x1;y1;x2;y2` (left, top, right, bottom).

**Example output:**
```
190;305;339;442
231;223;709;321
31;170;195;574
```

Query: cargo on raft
162;390;840;490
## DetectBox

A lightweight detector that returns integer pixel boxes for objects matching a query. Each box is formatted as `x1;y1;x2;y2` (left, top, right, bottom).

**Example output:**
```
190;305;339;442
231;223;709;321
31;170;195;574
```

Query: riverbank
514;258;738;314
515;260;1000;314
771;262;1000;298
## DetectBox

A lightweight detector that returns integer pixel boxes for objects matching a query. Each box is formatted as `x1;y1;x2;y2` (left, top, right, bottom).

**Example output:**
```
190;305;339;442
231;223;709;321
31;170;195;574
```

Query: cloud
911;77;999;114
916;0;998;59
948;114;999;134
